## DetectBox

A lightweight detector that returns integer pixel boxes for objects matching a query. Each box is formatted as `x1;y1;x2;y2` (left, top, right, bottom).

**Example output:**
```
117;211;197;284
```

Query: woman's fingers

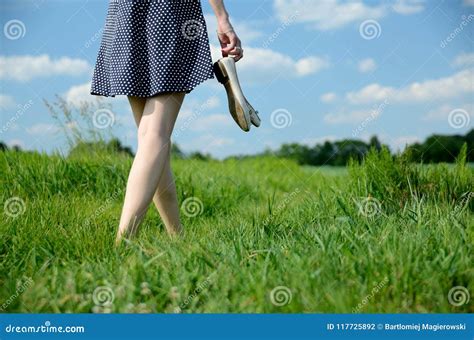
220;34;242;61
218;33;231;57
221;38;236;53
217;27;243;61
227;46;243;61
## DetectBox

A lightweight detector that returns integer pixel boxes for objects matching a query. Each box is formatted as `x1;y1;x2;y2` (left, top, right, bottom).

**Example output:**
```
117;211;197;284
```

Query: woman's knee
138;128;171;147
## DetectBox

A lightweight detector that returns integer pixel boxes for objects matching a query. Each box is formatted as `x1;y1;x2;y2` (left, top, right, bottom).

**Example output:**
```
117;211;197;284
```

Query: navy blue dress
90;0;214;97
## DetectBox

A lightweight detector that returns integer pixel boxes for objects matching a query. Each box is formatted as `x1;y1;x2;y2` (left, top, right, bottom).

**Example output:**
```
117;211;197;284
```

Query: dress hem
90;74;215;98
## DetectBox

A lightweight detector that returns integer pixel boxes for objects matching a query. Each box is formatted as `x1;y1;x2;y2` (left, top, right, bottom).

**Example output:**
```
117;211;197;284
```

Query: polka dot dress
90;0;214;98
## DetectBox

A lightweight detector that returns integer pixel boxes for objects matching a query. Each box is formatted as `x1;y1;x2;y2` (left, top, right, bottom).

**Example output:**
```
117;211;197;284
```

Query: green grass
0;148;472;313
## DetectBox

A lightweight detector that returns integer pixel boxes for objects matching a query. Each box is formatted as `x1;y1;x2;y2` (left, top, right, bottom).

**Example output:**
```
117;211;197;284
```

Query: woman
90;0;243;244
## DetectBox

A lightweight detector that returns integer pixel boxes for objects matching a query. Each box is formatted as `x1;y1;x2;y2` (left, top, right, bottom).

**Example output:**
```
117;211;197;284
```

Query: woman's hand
217;19;243;62
208;0;243;61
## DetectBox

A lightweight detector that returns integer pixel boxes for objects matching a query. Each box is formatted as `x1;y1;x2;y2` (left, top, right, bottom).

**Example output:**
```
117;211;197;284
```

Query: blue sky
1;0;473;158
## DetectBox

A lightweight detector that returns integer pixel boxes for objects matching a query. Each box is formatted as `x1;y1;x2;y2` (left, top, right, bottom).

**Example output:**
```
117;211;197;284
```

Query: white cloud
180;134;234;153
191;114;233;131
320;92;337;103
324;109;376;124
358;58;377;73
422;104;453;121
205;17;332;82
295;57;328;76
453;52;474;67
423;104;473;121
169;97;239;156
175;95;226;137
63;82;123;107
26;123;59;136
202;135;234;148
346;68;474;104
204;96;220;109
392;0;426;15
0;54;91;82
273;0;426;31
64;82;93;106
211;44;329;82
346;83;393;104
273;0;386;30
177;95;221;121
0;94;15;110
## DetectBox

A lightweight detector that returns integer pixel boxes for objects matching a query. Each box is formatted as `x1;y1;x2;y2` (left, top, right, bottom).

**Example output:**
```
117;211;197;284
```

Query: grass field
1;146;473;313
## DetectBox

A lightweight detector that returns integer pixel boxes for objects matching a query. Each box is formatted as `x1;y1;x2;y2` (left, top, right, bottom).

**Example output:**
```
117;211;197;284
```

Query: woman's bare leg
152;150;182;236
116;92;185;244
128;95;183;236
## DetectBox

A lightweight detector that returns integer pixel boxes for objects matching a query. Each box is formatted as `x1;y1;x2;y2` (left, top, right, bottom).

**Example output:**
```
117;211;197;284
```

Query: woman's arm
208;0;243;61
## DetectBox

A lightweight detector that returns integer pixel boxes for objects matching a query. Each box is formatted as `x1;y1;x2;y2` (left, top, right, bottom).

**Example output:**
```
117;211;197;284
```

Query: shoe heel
213;60;229;84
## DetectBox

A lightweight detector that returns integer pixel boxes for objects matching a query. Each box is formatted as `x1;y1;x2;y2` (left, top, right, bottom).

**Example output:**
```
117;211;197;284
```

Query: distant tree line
262;129;473;166
405;129;473;163
68;138;135;158
171;144;213;161
267;136;385;166
259;130;472;166
0;141;21;152
2;129;472;165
